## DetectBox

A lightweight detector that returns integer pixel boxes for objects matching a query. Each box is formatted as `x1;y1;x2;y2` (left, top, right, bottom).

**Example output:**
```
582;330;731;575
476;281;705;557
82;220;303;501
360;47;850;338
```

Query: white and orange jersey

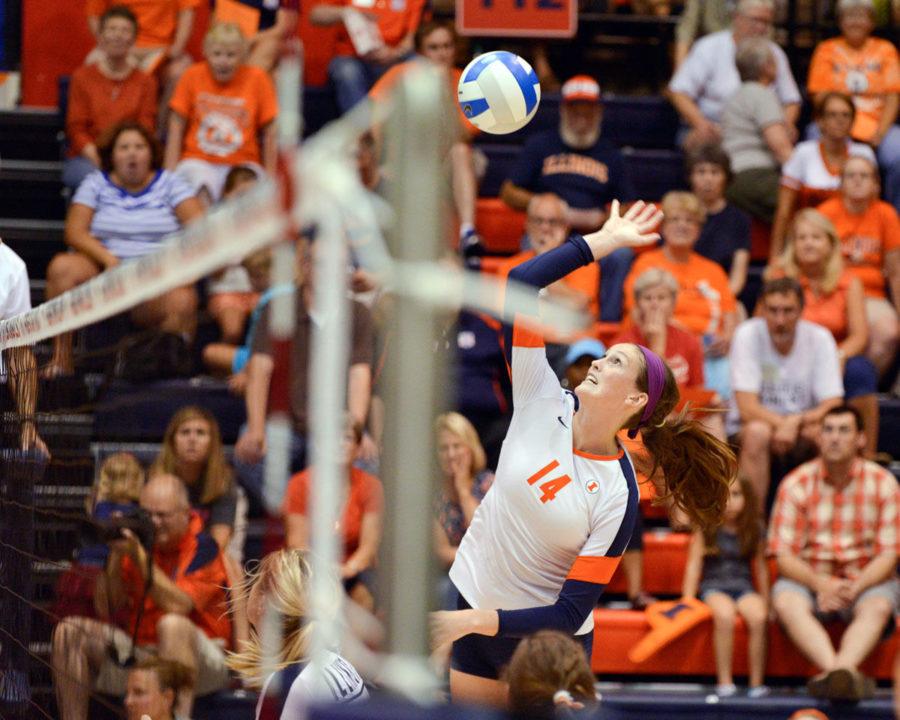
449;321;639;636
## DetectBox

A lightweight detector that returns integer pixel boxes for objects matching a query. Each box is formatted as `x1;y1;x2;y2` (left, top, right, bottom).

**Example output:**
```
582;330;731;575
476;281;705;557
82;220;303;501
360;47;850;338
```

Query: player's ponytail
624;351;735;533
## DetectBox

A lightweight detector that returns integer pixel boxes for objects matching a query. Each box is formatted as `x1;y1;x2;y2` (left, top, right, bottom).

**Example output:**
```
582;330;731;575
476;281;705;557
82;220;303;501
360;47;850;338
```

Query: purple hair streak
627;345;667;439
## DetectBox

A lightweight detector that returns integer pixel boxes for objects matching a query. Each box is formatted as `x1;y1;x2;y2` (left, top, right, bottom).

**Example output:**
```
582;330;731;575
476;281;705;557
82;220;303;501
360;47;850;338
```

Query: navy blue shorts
450;592;593;680
843;355;878;399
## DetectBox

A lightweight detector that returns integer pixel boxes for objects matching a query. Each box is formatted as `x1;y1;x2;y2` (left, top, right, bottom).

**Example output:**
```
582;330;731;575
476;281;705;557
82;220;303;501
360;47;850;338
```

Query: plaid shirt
767;458;900;580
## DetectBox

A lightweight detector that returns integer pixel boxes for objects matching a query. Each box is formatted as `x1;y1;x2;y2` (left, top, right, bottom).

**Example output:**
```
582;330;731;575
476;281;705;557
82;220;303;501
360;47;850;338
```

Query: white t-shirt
669;30;802;124
781;139;876;192
450;324;639;637
727;317;843;434
255;651;368;720
0;241;31;377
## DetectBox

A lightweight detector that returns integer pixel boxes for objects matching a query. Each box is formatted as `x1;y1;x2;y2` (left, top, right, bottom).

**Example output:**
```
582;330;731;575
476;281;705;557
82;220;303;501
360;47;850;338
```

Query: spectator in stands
165;22;278;203
624;191;738;400
64;6;157;193
721;37;795;223
151;406;243;555
686;143;751;298
86;0;197;125
211;0;299;72
124;657;191;720
674;0;736;69
227;549;368;713
311;0;425;114
497;194;600;366
769;404;899;702
500;75;637;322
0;239;48;456
452;310;511;471
505;630;598;719
368;21;481;250
771;92;877;257
51;474;232;720
433;412;493;605
768;209;880;457
233;237;375;512
45;121;203;378
728;278;843;509
682;477;769;698
283;419;383;610
818;155;900;377
807;0;900;212
668;0;801;150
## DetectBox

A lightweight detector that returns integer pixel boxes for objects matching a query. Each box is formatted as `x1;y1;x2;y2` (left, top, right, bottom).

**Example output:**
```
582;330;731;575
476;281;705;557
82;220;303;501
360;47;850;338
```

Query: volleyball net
0;64;587;719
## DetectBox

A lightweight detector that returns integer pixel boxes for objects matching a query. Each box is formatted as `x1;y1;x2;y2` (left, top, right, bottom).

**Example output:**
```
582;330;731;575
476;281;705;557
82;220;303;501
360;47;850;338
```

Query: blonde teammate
431;201;737;706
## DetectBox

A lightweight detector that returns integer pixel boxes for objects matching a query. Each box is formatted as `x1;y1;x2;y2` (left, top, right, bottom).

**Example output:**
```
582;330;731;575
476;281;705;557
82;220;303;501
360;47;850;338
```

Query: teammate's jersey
450;321;639;636
255;650;368;720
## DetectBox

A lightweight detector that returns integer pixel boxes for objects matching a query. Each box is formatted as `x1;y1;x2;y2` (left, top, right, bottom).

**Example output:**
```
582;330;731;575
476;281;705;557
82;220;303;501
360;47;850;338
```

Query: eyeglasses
822;110;853;119
527;216;566;227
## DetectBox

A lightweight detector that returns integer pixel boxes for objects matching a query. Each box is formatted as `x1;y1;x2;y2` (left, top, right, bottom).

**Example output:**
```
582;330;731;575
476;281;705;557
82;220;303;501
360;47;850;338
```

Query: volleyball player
430;201;737;706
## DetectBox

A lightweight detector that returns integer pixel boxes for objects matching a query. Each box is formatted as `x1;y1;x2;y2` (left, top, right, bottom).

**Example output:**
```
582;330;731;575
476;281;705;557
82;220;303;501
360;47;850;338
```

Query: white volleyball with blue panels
457;51;541;135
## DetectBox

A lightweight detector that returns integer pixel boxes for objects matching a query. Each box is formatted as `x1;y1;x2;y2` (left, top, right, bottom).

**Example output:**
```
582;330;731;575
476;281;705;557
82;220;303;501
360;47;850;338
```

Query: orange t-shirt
330;0;426;57
807;36;900;143
497;248;600;324
623;249;737;337
169;62;278;166
86;0;200;49
370;62;477;139
817;196;900;299
66;64;157;156
283;466;384;562
119;513;232;647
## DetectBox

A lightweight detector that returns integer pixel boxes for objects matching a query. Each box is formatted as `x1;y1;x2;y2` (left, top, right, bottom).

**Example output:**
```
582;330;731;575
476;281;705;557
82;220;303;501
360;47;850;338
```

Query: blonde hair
151;406;233;505
661;191;706;225
632;267;679;301
90;452;145;510
226;549;341;688
781;208;844;294
204;21;247;54
435;412;487;475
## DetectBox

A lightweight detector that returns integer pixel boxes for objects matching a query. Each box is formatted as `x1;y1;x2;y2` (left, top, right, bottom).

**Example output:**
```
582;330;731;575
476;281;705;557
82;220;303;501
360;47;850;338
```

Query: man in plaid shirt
768;405;899;702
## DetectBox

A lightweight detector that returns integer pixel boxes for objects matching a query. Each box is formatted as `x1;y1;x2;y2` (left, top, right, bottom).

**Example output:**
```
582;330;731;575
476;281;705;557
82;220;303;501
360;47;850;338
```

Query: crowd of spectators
0;0;897;716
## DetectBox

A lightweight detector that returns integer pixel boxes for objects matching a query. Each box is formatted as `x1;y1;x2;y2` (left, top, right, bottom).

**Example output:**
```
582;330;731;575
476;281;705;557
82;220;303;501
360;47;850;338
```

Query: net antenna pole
377;65;448;698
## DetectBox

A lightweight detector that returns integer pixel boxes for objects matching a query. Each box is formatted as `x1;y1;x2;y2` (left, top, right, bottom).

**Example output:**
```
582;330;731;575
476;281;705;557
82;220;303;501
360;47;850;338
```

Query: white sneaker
747;685;770;698
715;683;738;697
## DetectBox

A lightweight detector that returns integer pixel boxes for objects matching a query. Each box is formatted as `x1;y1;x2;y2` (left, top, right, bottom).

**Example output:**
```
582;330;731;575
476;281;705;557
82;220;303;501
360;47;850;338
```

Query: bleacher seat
605;531;689;596
475;198;525;255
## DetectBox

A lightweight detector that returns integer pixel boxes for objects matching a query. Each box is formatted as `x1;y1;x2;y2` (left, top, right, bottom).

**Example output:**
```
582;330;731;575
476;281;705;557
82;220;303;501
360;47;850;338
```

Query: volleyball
457;51;541;135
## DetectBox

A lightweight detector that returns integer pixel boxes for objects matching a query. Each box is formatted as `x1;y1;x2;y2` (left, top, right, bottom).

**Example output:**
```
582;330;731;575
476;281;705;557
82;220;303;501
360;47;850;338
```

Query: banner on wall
456;0;577;38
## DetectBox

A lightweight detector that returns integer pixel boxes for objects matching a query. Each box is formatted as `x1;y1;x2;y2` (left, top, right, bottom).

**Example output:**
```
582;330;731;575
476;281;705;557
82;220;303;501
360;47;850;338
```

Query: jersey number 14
526;459;572;503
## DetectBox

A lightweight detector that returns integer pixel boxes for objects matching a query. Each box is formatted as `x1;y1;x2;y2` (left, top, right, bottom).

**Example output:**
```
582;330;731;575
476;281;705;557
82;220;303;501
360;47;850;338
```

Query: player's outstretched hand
583;200;663;261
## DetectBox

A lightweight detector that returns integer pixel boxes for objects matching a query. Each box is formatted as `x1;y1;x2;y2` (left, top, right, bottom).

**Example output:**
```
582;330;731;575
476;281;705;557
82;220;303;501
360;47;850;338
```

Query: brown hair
505;631;596;718
685;143;732;183
99;5;138;34
151;406;233;505
813;91;856;122
760;276;805;310
626;353;735;534
414;19;456;52
132;656;193;696
703;476;761;558
97;121;163;173
222;165;259;197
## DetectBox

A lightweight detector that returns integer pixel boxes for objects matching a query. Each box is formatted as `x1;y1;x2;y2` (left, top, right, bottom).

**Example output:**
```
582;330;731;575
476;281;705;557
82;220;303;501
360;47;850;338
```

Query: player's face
576;344;645;410
112;130;153;185
420;28;455;68
636;284;675;324
662;209;701;250
791;218;832;267
761;292;801;346
437;430;472;478
174;418;212;465
839;8;874;45
724;481;745;521
125;669;173;720
689;163;727;204
817;97;854;141
819;412;864;463
206;40;243;83
842;159;878;203
99;16;136;59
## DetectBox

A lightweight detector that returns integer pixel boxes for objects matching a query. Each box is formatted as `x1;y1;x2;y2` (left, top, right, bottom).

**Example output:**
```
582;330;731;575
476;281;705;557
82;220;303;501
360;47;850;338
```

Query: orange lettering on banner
456;0;577;38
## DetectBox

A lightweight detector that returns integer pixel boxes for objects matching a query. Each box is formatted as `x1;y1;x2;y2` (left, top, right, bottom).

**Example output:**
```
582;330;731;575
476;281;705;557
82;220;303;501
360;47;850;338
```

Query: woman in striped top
44;121;203;376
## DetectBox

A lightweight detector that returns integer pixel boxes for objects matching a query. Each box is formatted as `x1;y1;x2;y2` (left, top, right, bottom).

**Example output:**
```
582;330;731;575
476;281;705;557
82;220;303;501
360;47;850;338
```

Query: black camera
80;506;155;550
